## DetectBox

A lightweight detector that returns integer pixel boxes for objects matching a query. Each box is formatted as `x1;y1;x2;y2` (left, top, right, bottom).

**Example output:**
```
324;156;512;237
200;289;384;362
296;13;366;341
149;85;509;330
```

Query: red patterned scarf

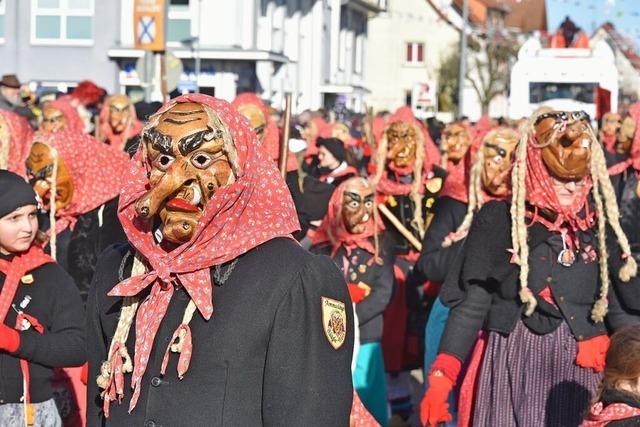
609;103;640;176
0;110;33;177
98;98;143;150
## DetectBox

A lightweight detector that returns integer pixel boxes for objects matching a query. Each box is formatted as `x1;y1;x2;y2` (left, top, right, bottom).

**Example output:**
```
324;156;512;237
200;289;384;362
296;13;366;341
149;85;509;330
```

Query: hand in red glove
420;353;462;427
0;322;20;353
576;334;610;373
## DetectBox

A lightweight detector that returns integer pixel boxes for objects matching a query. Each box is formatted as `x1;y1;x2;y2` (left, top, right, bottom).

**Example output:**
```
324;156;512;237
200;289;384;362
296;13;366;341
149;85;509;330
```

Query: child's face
0;205;38;254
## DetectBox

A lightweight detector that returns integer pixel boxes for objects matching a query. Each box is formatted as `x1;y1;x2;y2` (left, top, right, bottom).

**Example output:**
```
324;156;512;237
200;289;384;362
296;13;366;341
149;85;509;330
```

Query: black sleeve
412;197;465;284
262;256;354;427
97;198;128;253
356;250;394;325
86;245;124;426
606;224;640;322
14;264;86;368
437;202;511;361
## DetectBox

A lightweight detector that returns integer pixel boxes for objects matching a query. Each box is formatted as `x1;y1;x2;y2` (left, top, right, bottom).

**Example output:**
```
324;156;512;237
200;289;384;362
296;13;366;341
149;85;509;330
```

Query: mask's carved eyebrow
144;128;173;156
344;191;362;203
485;142;507;158
363;194;375;202
178;126;220;156
164;117;201;125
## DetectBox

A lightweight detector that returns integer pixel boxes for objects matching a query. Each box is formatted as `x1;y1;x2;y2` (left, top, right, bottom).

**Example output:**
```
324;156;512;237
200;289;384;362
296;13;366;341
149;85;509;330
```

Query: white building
110;0;381;113
365;0;460;114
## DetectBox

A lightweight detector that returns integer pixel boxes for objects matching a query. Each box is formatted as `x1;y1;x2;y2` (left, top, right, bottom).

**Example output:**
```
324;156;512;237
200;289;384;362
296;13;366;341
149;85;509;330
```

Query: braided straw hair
372;121;427;238
510;114;637;320
443;127;519;248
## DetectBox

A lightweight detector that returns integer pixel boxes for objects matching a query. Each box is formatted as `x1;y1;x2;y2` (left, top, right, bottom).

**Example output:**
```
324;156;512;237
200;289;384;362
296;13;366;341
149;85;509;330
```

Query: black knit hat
0;170;38;219
317;137;347;163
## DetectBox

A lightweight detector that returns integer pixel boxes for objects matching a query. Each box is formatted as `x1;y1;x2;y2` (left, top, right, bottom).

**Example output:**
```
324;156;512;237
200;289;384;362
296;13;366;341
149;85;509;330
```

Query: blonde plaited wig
372;121;427;238
443;127;519;248
510;113;637;322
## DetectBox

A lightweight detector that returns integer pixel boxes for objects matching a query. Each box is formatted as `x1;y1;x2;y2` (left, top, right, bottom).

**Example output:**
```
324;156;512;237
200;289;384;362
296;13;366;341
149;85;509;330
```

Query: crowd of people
1;71;640;427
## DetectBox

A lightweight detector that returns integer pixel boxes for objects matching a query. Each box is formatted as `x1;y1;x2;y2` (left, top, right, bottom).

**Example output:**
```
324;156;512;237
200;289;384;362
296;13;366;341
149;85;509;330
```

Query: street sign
134;0;166;52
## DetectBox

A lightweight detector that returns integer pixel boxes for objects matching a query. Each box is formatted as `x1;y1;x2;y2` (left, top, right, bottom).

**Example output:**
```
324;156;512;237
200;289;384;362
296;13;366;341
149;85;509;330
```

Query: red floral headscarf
98;96;143;150
312;178;384;257
32;130;130;234
231;92;298;172
47;96;85;134
107;94;300;412
0;110;34;177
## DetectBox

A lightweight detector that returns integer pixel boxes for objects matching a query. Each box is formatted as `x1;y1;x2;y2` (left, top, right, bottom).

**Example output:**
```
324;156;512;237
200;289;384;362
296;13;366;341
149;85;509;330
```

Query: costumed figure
0;170;85;427
87;94;354;426
98;94;143;153
302;116;330;162
420;110;638;427
372;107;443;421
411;127;518;425
70;81;106;134
600;112;621;156
607;103;640;319
550;16;590;48
40;97;85;134
314;137;359;186
312;177;394;426
25;130;129;296
0;109;34;176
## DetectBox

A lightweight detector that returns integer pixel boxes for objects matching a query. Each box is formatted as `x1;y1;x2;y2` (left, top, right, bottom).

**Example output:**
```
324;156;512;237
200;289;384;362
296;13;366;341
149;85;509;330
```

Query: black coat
313;238;395;343
439;200;639;362
0;257;85;405
87;238;354;427
410;196;467;286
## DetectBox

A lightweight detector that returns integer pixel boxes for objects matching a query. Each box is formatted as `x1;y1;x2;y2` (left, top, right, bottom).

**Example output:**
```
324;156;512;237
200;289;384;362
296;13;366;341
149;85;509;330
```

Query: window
31;0;93;45
0;1;5;42
167;0;191;44
405;42;424;64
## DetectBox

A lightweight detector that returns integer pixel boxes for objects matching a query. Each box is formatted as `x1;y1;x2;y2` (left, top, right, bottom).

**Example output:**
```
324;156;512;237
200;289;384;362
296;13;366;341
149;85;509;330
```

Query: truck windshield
529;82;596;104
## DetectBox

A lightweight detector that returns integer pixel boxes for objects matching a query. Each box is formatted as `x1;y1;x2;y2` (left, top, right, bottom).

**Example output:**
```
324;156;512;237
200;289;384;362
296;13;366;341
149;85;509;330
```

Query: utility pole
458;0;469;118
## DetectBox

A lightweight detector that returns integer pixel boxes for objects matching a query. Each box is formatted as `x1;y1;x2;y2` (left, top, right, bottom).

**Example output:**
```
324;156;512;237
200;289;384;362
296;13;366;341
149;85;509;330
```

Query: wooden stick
378;203;423;252
279;93;292;178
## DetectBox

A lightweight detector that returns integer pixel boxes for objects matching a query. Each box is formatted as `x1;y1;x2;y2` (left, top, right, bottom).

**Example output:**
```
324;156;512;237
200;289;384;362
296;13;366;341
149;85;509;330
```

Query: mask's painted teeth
581;138;590;149
362;213;370;222
190;183;202;206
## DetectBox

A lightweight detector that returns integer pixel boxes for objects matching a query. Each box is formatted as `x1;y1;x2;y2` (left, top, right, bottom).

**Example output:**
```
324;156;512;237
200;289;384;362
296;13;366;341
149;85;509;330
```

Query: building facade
0;0;380;113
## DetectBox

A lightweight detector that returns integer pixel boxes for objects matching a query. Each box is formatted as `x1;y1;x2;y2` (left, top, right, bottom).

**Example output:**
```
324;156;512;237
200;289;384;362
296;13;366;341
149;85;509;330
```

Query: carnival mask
601;112;621;138
480;129;518;196
303;120;319;144
332;123;351;144
442;123;472;163
26;142;74;210
236;103;266;143
617;116;637;154
41;106;67;133
341;179;375;234
108;95;132;134
135;102;235;244
386;121;418;168
535;111;592;181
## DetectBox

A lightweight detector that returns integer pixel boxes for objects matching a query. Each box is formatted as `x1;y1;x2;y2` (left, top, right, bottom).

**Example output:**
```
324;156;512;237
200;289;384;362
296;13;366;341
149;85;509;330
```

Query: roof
597;22;640;71
451;0;547;32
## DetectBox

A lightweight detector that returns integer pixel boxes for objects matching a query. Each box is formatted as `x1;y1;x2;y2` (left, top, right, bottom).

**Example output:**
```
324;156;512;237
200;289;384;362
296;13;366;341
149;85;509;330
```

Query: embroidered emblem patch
322;297;347;350
21;274;34;285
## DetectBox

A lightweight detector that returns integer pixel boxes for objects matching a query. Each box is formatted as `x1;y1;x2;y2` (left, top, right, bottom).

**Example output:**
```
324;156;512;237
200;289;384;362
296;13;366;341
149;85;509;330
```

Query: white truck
509;37;619;122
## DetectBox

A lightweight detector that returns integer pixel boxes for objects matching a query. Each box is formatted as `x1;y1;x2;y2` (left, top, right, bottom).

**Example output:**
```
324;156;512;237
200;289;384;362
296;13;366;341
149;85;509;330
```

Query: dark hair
595;325;640;401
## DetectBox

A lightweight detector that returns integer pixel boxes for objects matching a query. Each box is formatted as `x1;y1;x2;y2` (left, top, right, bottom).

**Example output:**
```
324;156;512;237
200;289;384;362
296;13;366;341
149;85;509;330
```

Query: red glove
0;322;20;353
576;334;610;373
420;353;462;427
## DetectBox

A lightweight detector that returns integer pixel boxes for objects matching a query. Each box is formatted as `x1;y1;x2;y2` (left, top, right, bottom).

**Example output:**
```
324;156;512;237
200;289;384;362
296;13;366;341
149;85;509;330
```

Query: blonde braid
49;151;58;261
96;253;144;389
512;121;537;315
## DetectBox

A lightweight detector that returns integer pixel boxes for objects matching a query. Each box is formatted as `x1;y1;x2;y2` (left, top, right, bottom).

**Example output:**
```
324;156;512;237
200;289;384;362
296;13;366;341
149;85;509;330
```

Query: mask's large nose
135;164;190;218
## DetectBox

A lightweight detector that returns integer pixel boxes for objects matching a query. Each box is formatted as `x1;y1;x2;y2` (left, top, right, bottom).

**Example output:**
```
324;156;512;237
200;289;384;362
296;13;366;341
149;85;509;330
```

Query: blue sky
546;0;640;49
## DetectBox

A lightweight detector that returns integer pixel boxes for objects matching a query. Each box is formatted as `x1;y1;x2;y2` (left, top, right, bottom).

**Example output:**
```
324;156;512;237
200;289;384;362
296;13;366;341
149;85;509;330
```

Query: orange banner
133;0;166;52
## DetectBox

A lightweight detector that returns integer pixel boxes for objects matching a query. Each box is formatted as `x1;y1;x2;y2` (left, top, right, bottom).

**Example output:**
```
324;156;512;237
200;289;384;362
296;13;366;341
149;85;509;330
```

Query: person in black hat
314;137;358;187
0;170;85;426
0;74;36;126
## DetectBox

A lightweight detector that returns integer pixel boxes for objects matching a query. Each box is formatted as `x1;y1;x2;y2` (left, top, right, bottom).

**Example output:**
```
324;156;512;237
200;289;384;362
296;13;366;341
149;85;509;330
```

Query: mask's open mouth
165;182;202;213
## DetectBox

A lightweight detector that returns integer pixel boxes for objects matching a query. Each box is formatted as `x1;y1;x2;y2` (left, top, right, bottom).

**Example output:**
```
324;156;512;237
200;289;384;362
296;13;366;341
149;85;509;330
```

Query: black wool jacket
0;258;86;405
410;196;467;286
313;238;395;343
87;238;354;427
439;201;639;362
